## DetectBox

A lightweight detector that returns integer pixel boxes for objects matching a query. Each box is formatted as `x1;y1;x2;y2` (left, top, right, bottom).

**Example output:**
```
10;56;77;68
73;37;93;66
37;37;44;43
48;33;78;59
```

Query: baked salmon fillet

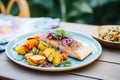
40;35;93;60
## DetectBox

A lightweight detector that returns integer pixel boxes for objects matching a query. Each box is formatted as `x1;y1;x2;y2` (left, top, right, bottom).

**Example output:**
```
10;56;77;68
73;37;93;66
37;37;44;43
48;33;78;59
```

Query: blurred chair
0;0;30;17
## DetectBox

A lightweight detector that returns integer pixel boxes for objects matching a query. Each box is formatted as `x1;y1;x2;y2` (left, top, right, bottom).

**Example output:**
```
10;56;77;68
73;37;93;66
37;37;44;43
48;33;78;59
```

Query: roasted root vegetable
43;48;62;66
15;45;26;55
24;53;33;59
25;53;38;66
29;55;46;64
26;38;38;49
34;35;40;40
38;41;50;51
25;54;46;66
53;51;62;66
38;43;47;51
43;48;55;62
61;53;68;60
38;51;44;56
27;57;38;66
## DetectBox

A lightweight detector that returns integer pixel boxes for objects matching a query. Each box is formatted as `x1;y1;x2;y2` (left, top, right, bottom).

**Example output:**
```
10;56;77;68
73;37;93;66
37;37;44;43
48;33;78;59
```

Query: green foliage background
2;0;120;25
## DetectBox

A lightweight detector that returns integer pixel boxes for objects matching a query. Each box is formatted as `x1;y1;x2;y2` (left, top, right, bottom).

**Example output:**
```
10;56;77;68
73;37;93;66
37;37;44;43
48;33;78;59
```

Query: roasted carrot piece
34;35;40;40
61;53;68;60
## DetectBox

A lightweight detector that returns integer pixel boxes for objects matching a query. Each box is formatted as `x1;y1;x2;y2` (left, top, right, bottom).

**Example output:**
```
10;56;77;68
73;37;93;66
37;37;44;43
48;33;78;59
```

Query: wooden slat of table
60;22;120;64
0;59;119;80
0;60;96;80
98;47;120;64
0;52;8;60
68;60;120;80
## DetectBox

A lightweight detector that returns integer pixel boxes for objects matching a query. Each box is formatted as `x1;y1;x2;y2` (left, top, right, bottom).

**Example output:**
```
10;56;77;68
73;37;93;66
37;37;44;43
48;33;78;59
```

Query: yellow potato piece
24;53;33;59
48;48;55;62
38;43;47;51
53;51;62;66
38;51;44;56
43;48;55;62
29;55;46;64
24;53;37;66
27;57;38;66
43;48;51;58
15;46;26;55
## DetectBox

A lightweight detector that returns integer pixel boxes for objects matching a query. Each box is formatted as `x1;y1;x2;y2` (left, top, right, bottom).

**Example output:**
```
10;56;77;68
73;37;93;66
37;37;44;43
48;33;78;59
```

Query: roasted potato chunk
38;51;44;56
43;48;55;62
47;49;55;62
29;55;46;64
27;57;38;66
25;53;38;66
53;51;62;66
24;53;33;59
38;41;50;51
15;46;26;55
38;43;47;51
25;53;46;66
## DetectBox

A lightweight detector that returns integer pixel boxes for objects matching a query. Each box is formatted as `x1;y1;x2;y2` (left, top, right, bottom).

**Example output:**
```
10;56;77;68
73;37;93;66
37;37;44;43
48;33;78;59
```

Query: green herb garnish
32;47;39;54
62;60;71;67
54;29;72;38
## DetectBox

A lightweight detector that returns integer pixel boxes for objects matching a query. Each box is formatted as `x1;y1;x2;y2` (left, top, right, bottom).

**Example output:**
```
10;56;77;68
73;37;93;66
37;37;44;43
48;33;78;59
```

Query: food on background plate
15;30;92;67
99;26;120;42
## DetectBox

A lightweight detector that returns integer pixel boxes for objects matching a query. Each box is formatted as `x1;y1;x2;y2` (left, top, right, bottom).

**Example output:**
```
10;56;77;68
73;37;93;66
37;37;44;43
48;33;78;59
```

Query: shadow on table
8;58;98;74
0;76;13;80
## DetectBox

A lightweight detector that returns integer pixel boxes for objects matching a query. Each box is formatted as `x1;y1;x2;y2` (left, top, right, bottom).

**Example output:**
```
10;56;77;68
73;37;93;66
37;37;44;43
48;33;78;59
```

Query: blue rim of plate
6;31;102;71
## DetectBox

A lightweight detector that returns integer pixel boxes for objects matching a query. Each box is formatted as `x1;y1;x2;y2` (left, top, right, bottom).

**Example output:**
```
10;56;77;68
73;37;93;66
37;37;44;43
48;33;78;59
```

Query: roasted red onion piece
62;38;73;46
46;32;54;39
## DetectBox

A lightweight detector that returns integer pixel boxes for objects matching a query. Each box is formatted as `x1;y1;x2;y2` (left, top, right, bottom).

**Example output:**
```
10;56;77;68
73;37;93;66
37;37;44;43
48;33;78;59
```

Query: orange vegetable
24;43;30;52
26;38;39;49
61;53;68;60
116;35;120;38
34;35;40;40
109;32;116;36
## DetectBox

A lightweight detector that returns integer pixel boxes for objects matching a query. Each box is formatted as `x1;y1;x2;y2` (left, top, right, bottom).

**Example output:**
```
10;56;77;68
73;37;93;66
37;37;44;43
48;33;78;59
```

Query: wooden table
0;22;120;80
